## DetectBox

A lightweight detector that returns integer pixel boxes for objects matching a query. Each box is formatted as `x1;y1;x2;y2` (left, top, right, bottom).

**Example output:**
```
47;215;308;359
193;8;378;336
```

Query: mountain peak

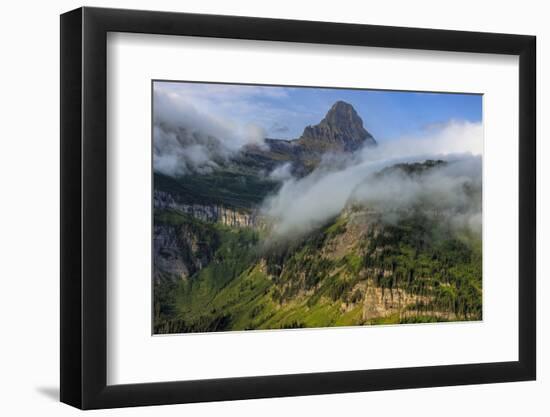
300;101;376;152
324;101;360;127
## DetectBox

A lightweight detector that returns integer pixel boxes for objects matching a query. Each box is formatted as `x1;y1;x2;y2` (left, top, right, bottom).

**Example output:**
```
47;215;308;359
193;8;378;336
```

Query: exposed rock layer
154;190;258;228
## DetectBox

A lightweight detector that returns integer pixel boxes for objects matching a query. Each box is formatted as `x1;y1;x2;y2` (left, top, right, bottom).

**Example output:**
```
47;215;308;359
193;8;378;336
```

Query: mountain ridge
153;99;483;333
242;100;377;175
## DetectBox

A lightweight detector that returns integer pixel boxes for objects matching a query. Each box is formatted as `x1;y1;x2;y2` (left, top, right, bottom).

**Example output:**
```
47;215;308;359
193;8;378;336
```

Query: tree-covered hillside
154;202;481;333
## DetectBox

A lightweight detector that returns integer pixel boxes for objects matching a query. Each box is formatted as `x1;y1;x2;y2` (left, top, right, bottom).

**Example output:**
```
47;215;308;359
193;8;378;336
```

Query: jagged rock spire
299;101;377;152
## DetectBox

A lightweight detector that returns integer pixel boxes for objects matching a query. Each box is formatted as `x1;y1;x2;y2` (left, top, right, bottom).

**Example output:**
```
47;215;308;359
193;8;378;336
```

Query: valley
153;101;482;333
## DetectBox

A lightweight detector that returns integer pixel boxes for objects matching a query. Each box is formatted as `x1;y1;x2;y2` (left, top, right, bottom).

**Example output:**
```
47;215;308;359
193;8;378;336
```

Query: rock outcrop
154;190;259;228
153;225;194;282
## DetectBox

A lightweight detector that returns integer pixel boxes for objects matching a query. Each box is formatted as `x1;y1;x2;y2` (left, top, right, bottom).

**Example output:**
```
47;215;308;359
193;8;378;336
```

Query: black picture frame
60;6;536;410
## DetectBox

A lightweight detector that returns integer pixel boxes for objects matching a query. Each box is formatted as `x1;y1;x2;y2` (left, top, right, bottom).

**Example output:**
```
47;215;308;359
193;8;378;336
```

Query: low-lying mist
153;88;267;176
260;121;482;239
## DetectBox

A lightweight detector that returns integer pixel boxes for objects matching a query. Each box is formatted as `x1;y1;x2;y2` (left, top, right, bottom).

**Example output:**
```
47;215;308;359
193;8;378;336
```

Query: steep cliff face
153;209;222;283
153;223;217;283
153;225;194;282
154;190;259;228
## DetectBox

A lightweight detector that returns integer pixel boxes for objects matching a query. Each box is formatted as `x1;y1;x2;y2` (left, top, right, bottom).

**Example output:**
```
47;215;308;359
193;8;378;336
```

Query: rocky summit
242;101;377;175
298;100;377;152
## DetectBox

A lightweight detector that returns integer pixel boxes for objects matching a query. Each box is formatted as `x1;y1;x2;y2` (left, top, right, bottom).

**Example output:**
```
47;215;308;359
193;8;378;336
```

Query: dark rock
298;101;376;152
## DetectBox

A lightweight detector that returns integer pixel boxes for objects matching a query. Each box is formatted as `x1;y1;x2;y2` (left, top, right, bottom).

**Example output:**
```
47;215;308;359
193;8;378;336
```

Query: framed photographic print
60;7;536;409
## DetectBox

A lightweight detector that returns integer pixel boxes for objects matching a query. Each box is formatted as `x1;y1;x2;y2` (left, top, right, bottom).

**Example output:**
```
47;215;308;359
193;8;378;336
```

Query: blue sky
154;81;482;143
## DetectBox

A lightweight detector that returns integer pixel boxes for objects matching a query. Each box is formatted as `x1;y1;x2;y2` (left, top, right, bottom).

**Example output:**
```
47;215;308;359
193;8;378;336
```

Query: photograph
0;0;543;413
152;81;483;334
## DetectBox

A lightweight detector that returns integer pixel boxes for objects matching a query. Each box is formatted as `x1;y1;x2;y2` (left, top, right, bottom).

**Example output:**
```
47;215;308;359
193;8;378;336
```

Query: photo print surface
152;81;482;334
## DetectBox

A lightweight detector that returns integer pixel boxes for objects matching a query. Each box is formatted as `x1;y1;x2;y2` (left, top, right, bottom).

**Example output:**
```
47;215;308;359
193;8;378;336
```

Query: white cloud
261;121;483;238
153;83;285;175
361;120;483;163
269;163;294;181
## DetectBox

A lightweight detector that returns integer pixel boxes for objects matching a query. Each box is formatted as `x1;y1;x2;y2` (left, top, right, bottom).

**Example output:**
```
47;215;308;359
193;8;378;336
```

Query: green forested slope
154;207;482;333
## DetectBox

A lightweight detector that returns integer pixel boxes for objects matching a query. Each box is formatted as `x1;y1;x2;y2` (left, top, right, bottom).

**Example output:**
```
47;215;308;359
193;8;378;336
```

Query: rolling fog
260;121;483;238
152;84;483;240
153;87;267;175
